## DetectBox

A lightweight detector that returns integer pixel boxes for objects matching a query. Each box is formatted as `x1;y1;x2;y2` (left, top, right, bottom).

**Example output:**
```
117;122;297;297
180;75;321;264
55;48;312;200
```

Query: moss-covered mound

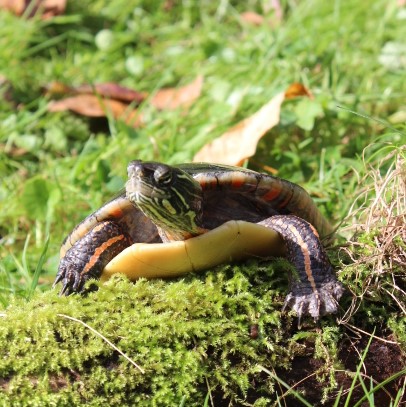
0;263;298;406
1;258;404;406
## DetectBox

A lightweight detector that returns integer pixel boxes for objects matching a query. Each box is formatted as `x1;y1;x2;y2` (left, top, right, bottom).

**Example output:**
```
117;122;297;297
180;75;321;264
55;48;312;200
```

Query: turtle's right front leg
54;221;132;295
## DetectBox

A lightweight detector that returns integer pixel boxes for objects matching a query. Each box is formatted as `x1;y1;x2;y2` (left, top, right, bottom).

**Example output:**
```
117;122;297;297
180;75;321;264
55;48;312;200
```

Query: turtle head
126;160;205;240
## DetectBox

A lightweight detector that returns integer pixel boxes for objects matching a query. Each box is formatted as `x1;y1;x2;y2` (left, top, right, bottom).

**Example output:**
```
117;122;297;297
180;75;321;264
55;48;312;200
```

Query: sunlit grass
0;0;405;404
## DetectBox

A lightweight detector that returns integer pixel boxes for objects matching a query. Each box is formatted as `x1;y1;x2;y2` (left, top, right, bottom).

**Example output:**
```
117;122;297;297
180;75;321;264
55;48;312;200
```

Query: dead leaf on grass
47;76;204;127
193;83;312;166
151;75;204;110
193;92;285;166
240;11;266;26
0;0;66;19
240;2;283;27
48;95;143;127
285;82;313;99
46;82;147;104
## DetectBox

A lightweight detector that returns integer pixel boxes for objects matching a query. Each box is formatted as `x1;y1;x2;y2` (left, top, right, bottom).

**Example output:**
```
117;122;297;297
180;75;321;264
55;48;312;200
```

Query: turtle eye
154;166;173;185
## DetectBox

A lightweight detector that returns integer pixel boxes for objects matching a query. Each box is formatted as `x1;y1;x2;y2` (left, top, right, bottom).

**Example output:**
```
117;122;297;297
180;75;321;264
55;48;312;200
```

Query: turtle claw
56;271;88;296
282;279;345;324
52;272;64;288
54;253;89;296
59;280;72;296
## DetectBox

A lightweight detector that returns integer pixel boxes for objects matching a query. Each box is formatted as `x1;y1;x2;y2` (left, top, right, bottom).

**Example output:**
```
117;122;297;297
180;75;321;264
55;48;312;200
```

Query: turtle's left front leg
259;215;344;322
54;221;132;295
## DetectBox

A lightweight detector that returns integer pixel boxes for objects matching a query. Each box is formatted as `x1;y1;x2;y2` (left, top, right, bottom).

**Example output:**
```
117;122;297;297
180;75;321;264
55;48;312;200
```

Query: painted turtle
55;161;344;320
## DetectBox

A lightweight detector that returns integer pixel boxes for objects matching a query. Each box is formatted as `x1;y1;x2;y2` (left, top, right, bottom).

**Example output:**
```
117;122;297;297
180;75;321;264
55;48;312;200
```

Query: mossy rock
0;262;301;406
1;259;404;406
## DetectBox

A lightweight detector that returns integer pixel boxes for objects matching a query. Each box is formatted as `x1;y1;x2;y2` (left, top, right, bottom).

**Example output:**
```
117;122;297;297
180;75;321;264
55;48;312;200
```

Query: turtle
54;160;344;320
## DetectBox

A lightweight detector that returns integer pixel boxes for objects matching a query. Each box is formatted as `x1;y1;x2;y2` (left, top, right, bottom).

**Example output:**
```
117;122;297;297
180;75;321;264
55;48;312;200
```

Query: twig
58;313;145;374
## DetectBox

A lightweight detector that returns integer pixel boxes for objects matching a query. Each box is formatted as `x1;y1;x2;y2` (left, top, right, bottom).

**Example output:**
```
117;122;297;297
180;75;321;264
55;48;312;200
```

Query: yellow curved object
101;220;285;281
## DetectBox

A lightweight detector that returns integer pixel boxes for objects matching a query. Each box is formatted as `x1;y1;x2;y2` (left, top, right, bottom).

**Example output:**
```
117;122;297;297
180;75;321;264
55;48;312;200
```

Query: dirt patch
276;331;405;406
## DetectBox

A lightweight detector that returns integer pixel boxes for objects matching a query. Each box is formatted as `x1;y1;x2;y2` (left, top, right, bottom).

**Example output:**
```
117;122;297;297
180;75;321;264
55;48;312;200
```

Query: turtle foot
53;258;90;296
282;279;345;324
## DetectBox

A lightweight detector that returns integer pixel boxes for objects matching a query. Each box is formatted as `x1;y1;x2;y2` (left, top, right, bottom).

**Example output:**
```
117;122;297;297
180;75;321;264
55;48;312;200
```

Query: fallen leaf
45;81;73;96
46;82;147;104
284;82;313;99
193;92;285;166
48;95;143;127
77;83;147;104
38;0;66;19
193;83;313;166
240;1;283;27
47;76;203;127
0;0;66;18
240;11;265;26
151;75;204;110
0;0;25;14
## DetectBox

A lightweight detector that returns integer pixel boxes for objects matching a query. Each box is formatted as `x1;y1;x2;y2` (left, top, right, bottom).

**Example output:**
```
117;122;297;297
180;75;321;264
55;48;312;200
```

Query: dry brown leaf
240;11;265;26
48;95;143;127
39;0;66;19
46;81;147;104
151;75;203;110
0;0;25;14
193;83;313;166
0;0;66;18
45;81;73;96
284;82;313;99
77;83;147;104
193;92;285;166
47;77;203;127
240;1;283;27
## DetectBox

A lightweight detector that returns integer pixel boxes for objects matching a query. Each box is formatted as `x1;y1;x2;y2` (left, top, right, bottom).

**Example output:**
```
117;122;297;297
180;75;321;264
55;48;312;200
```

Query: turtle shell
61;163;332;258
56;161;344;321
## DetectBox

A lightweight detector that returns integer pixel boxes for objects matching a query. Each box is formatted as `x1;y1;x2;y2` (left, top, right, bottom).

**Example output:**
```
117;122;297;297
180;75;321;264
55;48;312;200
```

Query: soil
276;330;405;407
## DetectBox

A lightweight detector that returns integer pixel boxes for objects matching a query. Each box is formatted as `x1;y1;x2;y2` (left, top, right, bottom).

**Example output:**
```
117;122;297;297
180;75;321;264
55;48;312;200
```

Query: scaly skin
259;215;344;322
54;221;131;295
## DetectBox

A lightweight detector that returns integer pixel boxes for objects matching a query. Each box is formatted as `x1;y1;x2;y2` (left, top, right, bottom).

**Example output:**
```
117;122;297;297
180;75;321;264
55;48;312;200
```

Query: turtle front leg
259;215;344;322
54;221;132;295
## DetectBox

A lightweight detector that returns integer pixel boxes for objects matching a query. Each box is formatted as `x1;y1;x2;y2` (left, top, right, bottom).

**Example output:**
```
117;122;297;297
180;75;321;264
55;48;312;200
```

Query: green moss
388;315;406;349
0;263;296;406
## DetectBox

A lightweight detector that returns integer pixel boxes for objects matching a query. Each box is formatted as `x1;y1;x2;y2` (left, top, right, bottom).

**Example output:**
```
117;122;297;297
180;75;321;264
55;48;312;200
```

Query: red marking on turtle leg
258;214;344;320
56;220;132;295
82;234;127;274
286;223;320;311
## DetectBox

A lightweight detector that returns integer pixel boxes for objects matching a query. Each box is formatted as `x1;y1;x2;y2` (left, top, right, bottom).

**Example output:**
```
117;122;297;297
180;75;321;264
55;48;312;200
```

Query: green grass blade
203;391;210;407
178;395;186;407
391;379;406;407
27;236;50;300
332;387;343;407
352;369;406;407
257;364;313;407
343;330;375;407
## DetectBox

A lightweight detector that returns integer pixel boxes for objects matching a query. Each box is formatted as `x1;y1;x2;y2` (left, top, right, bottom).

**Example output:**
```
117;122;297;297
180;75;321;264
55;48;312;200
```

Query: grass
0;0;405;405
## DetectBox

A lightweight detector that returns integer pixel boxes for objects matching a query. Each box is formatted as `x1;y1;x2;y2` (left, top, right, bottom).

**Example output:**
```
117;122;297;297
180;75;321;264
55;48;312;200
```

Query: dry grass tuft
340;144;406;319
